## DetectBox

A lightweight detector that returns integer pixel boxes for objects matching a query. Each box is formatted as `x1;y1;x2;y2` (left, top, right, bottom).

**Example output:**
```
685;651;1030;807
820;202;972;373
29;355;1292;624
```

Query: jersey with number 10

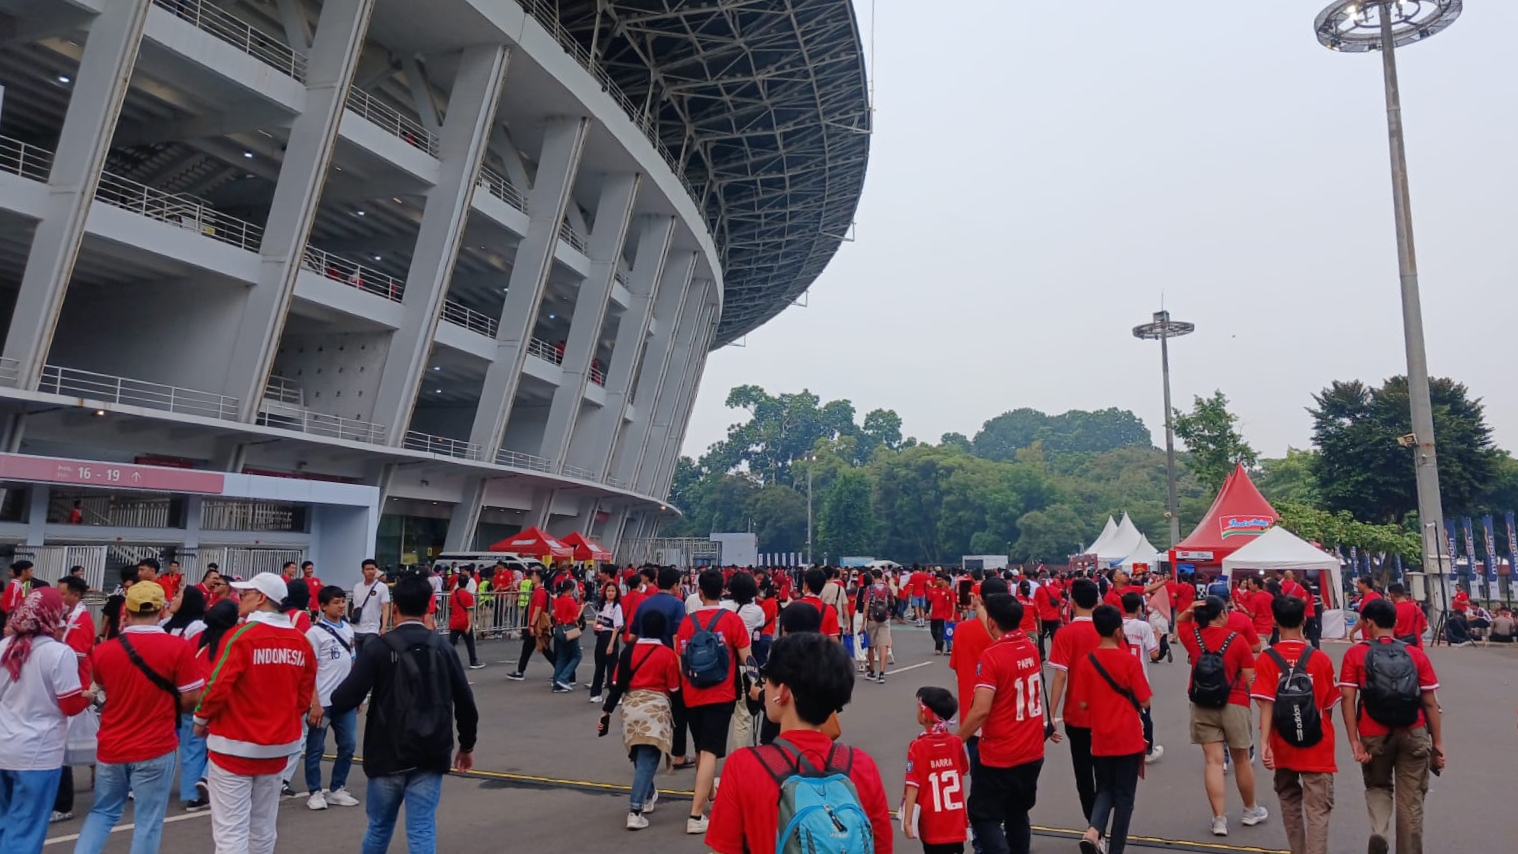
973;630;1045;768
904;731;969;844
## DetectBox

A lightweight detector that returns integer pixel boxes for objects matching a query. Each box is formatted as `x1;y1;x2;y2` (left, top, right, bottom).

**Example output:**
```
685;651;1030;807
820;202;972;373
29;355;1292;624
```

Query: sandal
671;756;696;770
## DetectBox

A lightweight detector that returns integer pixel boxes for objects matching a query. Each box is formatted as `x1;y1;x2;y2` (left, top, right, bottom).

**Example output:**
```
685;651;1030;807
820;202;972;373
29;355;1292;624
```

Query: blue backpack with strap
681;611;731;688
753;737;874;854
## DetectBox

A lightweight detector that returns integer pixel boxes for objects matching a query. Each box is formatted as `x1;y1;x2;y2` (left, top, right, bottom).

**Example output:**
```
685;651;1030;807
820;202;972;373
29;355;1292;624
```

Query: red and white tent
486;526;574;560
561;531;613;562
1169;463;1278;572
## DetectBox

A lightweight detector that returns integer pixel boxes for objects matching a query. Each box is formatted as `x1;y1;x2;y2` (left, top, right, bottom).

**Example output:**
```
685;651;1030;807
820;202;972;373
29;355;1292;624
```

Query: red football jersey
972;631;1045;768
904;731;969;844
1250;640;1339;773
1072;646;1151;757
1048;618;1103;727
1338;638;1439;738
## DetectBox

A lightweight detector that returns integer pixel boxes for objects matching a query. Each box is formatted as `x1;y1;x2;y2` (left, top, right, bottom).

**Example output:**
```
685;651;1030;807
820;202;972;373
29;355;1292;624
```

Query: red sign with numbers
0;453;226;494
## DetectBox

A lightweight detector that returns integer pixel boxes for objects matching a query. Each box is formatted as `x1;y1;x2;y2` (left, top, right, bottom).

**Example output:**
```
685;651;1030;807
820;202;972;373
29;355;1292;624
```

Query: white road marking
46;809;211;846
886;661;933;675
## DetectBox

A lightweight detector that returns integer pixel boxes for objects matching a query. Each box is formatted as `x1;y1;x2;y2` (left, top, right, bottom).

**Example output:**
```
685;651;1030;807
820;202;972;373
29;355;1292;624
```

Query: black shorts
686;701;736;758
966;759;1043;825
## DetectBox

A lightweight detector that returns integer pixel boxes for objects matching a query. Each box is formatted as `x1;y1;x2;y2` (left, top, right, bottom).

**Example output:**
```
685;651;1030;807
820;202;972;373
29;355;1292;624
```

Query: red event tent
560;531;613;562
487;526;574;560
1169;463;1278;572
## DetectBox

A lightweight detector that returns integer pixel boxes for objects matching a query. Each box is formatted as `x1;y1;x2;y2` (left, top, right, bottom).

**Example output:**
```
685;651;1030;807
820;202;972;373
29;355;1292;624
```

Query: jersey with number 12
904;731;969;844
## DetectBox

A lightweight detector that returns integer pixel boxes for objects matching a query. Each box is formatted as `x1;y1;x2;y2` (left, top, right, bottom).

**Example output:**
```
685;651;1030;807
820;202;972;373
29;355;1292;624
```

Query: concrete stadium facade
0;0;869;584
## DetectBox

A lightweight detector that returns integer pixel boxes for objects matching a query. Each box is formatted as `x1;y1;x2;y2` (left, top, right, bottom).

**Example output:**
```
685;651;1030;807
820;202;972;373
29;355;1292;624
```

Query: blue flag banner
1393;552;1404;582
1445;521;1460;577
1348;545;1358;579
1483;515;1499;583
1507;511;1518;586
1463;518;1479;581
1364;551;1374;580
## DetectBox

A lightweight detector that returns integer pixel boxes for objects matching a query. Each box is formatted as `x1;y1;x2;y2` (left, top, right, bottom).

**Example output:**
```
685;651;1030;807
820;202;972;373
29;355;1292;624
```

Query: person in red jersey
1033;577;1063;659
706;632;893;854
949;578;1004;775
797;567;842;640
74;582;203;854
448;574;485;670
1046;578;1102;824
1236;576;1275;644
507;567;552;681
927;575;956;655
676;570;753;835
1280;570;1320;648
1178;596;1267;837
52;575;95;822
1354;577;1384;641
1387;584;1428;647
1073;604;1152;854
1339;598;1444;854
193;572;317;854
1223;596;1264;654
1450;586;1469;614
598;610;681;831
1015;580;1039;636
300;561;322;614
1102;571;1144;612
550;579;585;692
1251;595;1338;854
620;570;647;645
904;687;969;854
956;592;1045;854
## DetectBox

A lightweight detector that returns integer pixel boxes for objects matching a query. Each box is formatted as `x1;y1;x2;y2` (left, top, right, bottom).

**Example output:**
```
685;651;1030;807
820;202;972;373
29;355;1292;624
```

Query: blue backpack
754;738;874;854
681;611;731;688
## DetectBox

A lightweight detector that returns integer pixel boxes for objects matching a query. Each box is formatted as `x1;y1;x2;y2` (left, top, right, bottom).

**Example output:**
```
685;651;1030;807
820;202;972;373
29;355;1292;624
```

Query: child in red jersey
1074;605;1152;854
903;687;969;854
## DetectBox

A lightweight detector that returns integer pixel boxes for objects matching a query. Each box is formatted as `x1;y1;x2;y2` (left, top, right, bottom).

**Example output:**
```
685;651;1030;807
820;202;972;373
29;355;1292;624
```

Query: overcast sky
681;1;1518;462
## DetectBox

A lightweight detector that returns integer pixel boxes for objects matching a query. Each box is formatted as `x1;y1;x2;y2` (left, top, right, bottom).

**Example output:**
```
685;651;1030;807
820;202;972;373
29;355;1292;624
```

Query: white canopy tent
1095;514;1160;570
1221;527;1348;639
1084;516;1119;555
1117;538;1160;571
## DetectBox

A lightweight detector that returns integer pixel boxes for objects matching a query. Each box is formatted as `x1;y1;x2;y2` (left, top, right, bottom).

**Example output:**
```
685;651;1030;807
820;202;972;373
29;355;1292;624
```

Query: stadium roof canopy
551;0;873;347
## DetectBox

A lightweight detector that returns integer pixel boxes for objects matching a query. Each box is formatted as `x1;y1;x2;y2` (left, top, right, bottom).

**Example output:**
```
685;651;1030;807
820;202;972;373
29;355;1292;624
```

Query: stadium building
0;0;869;586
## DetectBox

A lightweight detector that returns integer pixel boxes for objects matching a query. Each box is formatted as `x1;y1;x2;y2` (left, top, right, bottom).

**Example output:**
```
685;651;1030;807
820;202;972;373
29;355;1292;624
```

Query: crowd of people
0;553;1467;854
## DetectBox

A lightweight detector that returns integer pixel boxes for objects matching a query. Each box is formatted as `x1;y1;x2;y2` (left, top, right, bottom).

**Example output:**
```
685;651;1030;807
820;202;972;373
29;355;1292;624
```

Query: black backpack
1360;640;1421;729
1188;627;1238;709
866;585;891;623
1264;647;1324;747
379;632;455;767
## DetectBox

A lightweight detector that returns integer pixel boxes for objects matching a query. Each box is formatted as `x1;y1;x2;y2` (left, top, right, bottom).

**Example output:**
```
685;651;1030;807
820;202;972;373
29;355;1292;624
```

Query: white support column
574;216;675;477
444;478;488;551
224;0;376;419
2;0;151;387
654;321;716;497
602;506;631;557
468;116;590;456
371;44;510;439
607;253;696;487
634;292;710;495
536;172;641;463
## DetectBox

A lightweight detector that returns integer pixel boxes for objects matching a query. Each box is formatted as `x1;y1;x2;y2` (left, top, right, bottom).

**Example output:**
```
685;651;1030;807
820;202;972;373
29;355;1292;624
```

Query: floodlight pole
1314;0;1460;627
1133;311;1195;548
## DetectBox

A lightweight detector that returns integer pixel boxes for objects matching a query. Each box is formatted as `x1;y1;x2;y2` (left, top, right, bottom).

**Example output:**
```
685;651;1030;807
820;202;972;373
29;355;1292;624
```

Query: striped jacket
193;610;316;769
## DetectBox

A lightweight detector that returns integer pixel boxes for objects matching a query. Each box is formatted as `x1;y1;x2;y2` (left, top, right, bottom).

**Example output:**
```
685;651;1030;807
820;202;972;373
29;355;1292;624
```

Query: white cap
230;572;287;604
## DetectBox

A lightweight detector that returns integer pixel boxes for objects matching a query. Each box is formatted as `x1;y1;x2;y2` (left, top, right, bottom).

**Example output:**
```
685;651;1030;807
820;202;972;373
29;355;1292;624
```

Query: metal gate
195;547;306;580
14;545;109;590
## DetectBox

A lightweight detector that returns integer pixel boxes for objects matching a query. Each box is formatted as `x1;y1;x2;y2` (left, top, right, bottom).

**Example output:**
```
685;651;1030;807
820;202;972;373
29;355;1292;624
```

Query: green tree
940;432;973;453
1173;390;1257;493
972;408;1048;461
747;484;807;555
817;469;876;560
1310;376;1498;523
859;408;904;458
706;386;858;484
1012;506;1088;563
1256;448;1320;506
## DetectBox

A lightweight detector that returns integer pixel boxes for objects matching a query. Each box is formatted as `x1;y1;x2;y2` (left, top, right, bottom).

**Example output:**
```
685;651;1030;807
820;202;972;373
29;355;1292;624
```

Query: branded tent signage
1169;463;1278;570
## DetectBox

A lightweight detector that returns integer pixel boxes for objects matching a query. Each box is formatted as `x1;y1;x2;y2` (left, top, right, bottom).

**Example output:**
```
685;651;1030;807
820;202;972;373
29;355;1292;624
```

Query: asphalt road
48;625;1517;853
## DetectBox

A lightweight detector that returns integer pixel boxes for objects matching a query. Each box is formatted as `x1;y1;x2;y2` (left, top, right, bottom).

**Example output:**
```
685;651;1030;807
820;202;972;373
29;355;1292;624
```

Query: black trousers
1038;623;1058;660
54;766;73;814
516;632;546;674
671;690;689;758
1065;724;1097;822
966;759;1043;854
923;844;966;854
589;632;618;696
1141;708;1154;755
930;619;946;652
1305;616;1322;648
1089;753;1143;854
449;629;479;665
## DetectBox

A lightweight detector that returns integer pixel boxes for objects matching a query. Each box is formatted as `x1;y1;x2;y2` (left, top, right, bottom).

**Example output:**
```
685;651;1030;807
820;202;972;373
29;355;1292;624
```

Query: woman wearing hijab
163;585;208;643
179;599;239;812
0;589;92;854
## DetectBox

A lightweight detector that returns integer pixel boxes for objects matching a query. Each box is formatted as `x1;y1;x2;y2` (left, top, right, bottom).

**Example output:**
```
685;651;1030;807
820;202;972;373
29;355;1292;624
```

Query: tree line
666;376;1518;566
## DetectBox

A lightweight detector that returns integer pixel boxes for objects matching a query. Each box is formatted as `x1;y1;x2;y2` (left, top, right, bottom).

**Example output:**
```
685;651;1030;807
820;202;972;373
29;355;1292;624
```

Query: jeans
74;750;177;854
304;706;358;794
590;631;618;696
629;744;660;812
363;771;443;854
553;629;582;685
1065;724;1097;822
1089;753;1143;854
449;629;480;665
179;712;208;801
0;767;62;854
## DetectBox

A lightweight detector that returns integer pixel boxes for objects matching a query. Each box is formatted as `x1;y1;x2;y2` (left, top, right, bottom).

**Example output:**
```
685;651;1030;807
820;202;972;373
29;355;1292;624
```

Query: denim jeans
0;767;62;854
553;630;582;685
629;745;660;812
178;713;208;801
304;706;358;794
74;750;177;854
363;771;443;854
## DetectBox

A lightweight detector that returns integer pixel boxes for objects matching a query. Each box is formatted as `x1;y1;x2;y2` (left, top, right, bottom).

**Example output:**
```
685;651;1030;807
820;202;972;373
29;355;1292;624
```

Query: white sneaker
686;815;709;835
1211;816;1228;836
626;812;649;831
1145;744;1164;764
590;695;604;704
306;791;328;811
643;788;658;814
325;787;360;807
1241;805;1269;826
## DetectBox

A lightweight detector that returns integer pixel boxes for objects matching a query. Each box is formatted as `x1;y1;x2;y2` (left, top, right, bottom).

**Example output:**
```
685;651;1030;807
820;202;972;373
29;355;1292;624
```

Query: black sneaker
185;799;210;813
280;783;296;798
1368;835;1389;854
505;671;525;681
195;778;209;801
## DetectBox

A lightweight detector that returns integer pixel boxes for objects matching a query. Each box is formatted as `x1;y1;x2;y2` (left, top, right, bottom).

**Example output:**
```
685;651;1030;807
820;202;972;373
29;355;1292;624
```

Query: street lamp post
1133;310;1195;548
1314;0;1460;624
805;455;814;566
